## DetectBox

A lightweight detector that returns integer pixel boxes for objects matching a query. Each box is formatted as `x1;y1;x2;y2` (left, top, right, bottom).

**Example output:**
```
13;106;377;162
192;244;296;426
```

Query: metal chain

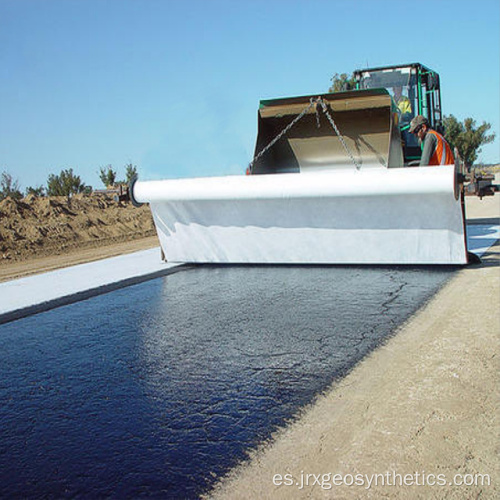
248;96;360;172
315;101;321;128
317;97;360;170
248;98;317;172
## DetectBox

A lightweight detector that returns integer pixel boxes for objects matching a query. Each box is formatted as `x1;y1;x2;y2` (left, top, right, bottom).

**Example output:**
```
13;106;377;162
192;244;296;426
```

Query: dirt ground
0;194;158;282
207;194;500;499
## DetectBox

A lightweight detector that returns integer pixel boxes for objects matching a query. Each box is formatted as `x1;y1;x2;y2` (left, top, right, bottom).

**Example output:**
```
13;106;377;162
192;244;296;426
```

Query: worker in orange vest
409;115;454;166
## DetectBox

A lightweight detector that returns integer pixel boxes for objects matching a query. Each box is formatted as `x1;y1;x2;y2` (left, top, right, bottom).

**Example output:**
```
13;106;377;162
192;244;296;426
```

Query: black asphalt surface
0;266;455;498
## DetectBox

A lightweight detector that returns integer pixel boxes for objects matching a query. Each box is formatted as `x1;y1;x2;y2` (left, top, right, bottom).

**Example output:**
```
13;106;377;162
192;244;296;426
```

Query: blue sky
1;0;499;190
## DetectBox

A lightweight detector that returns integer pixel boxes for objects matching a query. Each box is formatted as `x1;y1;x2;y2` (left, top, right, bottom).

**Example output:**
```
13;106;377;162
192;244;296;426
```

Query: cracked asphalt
0;265;455;498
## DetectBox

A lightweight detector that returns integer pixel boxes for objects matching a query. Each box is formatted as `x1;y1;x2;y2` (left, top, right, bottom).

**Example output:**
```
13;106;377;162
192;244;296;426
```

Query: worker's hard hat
409;115;429;133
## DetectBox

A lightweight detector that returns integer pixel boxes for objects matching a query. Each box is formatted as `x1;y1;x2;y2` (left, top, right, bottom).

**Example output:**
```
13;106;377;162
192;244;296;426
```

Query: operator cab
353;63;442;164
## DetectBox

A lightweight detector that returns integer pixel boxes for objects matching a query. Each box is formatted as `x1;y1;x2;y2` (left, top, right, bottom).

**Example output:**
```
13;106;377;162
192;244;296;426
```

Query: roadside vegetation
442;116;495;171
99;163;138;188
0;172;23;201
0;163;139;201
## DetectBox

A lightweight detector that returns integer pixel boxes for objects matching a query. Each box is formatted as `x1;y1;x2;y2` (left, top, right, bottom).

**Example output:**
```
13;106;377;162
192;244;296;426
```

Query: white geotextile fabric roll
133;166;467;265
133;167;455;203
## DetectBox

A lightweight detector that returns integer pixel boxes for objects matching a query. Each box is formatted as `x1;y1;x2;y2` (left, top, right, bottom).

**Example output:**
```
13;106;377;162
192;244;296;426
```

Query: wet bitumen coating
0;265;455;499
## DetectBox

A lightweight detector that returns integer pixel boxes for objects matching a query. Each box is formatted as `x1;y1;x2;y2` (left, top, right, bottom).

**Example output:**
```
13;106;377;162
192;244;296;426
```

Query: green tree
46;168;86;197
0;171;23;201
443;115;496;170
26;185;46;197
125;163;138;183
99;165;117;187
329;73;356;93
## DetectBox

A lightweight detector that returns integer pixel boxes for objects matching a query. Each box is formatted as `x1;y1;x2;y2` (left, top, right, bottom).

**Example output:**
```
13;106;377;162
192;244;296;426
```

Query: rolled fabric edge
132;166;457;204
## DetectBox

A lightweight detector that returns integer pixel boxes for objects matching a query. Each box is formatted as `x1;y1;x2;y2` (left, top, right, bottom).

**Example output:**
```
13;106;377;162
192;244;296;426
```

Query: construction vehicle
353;63;442;165
464;169;498;198
131;63;489;266
353;63;497;193
93;184;131;202
249;63;440;174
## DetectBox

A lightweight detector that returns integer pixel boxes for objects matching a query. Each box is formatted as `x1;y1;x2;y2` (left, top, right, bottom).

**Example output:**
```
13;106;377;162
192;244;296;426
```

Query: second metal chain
317;97;360;170
248;96;360;172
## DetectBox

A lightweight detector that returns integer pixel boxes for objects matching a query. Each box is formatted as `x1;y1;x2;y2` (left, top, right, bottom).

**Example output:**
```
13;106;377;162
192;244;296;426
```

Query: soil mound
0;194;155;262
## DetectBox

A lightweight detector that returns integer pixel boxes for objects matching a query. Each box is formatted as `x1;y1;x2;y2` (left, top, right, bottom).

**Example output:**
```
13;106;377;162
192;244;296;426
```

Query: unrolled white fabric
134;166;468;265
